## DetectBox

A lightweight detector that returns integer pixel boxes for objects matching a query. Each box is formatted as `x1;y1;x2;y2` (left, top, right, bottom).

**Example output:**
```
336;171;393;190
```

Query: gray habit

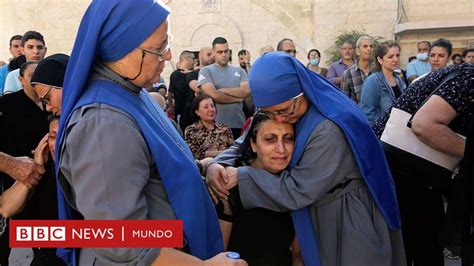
213;119;406;266
59;103;177;266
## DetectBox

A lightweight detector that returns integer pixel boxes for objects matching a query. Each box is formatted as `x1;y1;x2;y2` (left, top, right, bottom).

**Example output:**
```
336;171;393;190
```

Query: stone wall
0;0;88;61
0;0;472;82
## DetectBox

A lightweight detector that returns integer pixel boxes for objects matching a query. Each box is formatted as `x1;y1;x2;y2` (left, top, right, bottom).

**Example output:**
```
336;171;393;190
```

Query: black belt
328;179;353;194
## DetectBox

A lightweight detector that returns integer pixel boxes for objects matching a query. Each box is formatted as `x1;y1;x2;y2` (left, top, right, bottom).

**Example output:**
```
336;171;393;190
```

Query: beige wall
401;0;473;23
0;0;88;61
1;0;472;83
313;0;398;65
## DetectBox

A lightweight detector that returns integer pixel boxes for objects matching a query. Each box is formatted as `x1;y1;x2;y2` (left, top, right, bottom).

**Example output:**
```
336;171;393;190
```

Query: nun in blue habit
54;0;236;265
209;52;407;266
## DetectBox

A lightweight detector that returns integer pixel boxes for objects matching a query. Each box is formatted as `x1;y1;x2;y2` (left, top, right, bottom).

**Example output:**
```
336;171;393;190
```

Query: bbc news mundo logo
10;220;183;248
17;226;66;241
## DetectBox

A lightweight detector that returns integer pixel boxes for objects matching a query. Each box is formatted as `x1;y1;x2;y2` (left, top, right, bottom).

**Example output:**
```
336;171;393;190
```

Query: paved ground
7;248;464;266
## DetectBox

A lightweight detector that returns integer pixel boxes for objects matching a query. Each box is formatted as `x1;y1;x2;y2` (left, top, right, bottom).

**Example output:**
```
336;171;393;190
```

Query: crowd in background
0;3;473;265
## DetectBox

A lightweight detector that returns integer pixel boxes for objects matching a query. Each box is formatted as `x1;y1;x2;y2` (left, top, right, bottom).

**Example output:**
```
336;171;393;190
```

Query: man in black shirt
169;50;195;131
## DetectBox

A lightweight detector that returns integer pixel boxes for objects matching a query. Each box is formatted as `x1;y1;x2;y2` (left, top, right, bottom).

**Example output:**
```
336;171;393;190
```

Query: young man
198;37;250;139
169;50;195;130
3;31;47;94
0;35;23;91
238;49;251;74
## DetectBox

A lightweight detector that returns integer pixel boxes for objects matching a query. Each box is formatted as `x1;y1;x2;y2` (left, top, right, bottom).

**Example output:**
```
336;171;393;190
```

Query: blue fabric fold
249;52;401;266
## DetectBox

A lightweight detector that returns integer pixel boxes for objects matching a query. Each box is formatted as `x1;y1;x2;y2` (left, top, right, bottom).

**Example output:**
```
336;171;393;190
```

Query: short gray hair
356;36;373;48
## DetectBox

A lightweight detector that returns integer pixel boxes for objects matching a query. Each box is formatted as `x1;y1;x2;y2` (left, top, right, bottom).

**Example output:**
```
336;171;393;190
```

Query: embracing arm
235;120;356;212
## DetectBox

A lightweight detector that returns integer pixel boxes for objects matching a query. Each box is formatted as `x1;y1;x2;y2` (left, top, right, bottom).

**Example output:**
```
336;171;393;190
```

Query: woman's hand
33;133;50;167
206;163;230;200
224;167;238;190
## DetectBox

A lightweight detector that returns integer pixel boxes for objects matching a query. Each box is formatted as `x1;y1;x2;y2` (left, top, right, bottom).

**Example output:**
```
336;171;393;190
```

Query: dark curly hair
235;111;272;166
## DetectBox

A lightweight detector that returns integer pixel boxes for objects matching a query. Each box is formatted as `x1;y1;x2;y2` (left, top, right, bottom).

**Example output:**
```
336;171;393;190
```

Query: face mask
309;58;319;66
416;53;428;61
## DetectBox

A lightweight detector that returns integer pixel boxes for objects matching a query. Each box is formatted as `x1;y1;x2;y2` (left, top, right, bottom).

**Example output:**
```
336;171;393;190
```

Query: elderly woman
360;41;406;123
52;1;245;265
372;63;473;266
185;94;234;160
207;52;405;266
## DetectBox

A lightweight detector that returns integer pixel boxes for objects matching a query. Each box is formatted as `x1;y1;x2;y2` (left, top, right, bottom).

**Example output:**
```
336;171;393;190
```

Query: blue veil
56;0;222;264
249;52;401;265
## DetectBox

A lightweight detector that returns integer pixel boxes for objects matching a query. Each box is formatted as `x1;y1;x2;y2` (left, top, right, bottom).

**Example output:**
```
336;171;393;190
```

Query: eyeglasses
283;49;297;56
39;86;54;105
260;93;303;119
138;38;171;62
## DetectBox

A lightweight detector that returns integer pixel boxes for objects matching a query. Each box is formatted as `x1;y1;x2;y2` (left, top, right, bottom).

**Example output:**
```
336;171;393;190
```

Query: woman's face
116;19;172;89
452;55;463;65
308;51;320;60
429;46;450;70
33;83;62;115
195;98;216;123
48;119;59;161
19;64;37;93
377;46;400;71
250;119;294;174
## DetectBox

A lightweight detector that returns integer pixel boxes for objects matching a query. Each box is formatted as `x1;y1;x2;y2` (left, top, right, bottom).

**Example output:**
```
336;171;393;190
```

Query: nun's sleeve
236;119;361;212
210;128;247;166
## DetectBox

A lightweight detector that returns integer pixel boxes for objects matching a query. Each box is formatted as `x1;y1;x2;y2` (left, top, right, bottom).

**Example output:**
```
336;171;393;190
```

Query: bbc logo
16;226;66;241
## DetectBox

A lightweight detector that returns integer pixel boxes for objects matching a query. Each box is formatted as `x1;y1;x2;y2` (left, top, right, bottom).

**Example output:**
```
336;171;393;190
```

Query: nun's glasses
259;92;304;118
138;40;171;62
39;86;54;105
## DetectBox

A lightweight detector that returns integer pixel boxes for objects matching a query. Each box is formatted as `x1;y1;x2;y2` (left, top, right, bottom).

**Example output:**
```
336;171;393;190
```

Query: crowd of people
0;0;473;265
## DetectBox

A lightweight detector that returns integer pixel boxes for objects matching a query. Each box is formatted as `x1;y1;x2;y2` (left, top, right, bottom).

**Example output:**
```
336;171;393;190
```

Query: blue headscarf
56;0;223;264
249;52;401;266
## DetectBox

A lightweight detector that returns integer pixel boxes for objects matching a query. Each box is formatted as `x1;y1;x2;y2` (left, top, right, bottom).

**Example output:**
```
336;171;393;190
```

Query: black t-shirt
220;184;295;265
0;90;49;190
170;69;196;130
391;84;401;99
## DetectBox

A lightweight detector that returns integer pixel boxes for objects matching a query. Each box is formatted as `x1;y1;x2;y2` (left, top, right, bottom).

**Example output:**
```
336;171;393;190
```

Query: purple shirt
327;59;353;86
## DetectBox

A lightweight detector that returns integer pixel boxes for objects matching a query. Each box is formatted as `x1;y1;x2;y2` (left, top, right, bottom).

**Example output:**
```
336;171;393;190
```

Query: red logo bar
9;220;183;248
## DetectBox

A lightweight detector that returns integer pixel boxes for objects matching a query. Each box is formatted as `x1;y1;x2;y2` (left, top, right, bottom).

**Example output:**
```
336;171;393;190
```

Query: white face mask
309;58;319;66
416;52;428;61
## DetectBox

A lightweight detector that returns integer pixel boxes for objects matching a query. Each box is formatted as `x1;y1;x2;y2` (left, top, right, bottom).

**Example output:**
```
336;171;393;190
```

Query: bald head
260;45;275;55
149;92;166;110
199;47;214;67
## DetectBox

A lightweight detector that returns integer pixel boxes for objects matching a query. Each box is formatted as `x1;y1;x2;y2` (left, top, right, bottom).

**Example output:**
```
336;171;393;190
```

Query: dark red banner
9;220;183;248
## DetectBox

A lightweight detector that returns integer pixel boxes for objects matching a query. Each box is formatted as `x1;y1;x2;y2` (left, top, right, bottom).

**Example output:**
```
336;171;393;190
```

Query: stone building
1;0;472;82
